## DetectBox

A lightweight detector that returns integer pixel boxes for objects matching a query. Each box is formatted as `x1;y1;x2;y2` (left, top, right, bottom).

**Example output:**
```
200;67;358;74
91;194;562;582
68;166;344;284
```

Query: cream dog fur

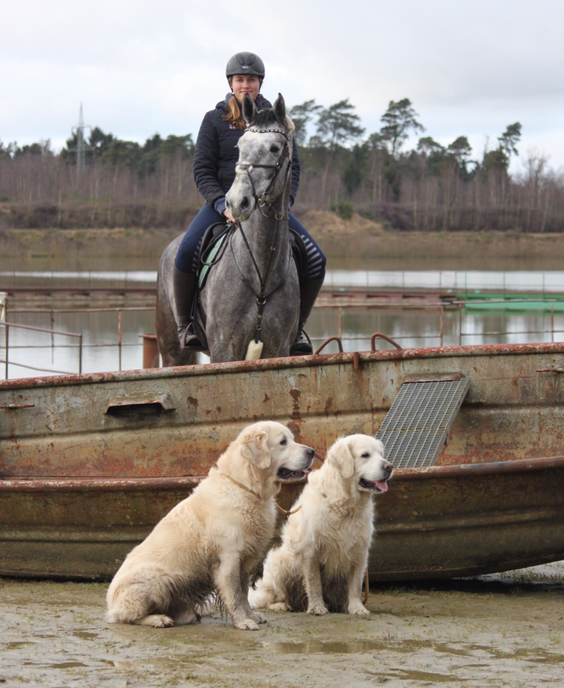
106;421;314;630
249;435;392;617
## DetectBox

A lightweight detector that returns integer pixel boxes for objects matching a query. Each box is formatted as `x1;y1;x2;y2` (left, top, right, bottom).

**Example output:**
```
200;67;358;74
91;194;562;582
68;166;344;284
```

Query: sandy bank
1;211;564;263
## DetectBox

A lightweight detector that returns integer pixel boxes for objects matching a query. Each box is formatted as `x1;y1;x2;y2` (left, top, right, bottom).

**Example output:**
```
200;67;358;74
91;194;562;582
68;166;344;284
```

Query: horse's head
226;94;295;222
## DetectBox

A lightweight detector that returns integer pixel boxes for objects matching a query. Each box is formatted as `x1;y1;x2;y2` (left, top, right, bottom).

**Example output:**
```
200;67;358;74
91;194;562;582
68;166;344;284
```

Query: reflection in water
1;267;564;379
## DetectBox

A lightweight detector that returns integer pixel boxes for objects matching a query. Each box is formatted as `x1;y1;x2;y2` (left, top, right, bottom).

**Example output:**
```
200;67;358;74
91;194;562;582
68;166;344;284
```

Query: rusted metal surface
1;341;564;579
140;334;160;369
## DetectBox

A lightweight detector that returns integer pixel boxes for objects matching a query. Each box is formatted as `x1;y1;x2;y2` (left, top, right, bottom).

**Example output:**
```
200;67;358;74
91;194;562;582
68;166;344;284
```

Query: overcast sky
2;0;563;173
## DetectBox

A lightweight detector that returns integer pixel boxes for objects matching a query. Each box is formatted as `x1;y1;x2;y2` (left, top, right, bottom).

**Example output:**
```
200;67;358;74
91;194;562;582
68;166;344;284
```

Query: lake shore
1;211;564;267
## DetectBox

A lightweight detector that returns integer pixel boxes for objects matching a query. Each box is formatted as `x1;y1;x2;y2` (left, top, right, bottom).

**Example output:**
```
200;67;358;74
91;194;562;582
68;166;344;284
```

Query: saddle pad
198;233;228;290
375;376;470;469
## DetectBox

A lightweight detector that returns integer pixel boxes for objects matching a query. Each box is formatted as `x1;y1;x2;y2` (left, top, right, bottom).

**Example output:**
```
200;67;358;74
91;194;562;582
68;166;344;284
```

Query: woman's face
230;74;261;103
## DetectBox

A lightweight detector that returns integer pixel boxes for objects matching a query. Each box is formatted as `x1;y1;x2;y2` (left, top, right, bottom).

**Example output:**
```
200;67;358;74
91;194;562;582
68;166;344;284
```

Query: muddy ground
2;562;564;688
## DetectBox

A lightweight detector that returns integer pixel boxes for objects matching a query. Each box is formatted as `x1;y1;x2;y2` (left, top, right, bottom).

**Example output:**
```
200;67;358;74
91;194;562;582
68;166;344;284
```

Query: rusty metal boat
1;339;564;581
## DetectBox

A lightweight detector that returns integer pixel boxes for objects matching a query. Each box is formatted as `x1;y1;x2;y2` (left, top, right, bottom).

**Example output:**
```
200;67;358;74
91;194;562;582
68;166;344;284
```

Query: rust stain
263;393;270;403
286;420;302;442
187;396;198;408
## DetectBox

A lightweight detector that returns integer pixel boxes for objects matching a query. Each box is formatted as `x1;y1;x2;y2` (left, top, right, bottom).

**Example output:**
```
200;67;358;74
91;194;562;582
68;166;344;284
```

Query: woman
173;51;326;355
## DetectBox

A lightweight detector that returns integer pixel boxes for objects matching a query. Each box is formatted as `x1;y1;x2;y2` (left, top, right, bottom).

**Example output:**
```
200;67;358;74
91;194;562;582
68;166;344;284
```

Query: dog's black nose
306;447;315;458
383;461;393;476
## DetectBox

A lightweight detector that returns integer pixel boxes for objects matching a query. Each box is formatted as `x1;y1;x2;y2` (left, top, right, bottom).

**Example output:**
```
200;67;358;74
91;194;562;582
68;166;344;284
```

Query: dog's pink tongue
375;481;389;493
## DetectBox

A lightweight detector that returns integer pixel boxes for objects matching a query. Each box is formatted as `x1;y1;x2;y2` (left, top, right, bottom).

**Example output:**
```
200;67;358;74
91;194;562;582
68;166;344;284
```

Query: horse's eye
361;452;370;458
280;437;287;445
270;145;280;154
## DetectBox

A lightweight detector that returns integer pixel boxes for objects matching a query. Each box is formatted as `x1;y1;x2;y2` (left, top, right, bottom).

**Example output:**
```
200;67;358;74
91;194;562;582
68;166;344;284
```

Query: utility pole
71;103;90;174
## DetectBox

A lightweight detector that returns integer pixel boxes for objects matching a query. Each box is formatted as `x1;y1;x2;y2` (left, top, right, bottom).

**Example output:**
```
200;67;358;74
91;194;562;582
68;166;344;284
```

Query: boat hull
2;341;564;580
1;455;563;581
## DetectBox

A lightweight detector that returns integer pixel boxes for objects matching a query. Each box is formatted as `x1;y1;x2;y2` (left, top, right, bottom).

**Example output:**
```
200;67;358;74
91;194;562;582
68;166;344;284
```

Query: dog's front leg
302;554;328;616
240;567;267;625
215;553;260;630
347;556;370;618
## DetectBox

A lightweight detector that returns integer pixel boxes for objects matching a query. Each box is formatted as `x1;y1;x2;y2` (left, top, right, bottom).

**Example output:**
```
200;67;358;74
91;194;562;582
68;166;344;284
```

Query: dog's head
326;435;393;493
238;421;314;480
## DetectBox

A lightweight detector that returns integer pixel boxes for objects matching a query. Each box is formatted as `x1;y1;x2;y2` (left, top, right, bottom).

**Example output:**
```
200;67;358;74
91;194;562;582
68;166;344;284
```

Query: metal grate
375;377;470;469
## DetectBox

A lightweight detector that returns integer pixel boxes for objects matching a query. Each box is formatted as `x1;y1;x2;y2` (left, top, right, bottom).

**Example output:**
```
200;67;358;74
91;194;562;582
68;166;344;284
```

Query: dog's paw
268;602;290;612
251;611;268;624
349;605;370;618
308;604;328;616
173;608;200;625
138;614;175;628
234;617;260;631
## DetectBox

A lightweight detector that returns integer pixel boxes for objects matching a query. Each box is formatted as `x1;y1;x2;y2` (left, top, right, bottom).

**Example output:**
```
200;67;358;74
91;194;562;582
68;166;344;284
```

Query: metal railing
1;294;564;379
1;321;83;378
0;305;153;379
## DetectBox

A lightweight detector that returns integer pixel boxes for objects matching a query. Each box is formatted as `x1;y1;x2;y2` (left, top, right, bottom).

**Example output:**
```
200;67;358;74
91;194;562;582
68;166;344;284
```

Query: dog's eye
280;437;287;445
361;452;370;458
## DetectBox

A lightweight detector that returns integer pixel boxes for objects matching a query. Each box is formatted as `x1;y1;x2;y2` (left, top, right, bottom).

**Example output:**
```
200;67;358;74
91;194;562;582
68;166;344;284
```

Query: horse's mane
250;107;285;131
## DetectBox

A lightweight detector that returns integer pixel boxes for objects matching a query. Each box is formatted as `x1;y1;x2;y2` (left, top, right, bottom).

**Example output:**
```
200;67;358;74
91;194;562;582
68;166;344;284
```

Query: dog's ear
327;437;355;479
240;429;271;469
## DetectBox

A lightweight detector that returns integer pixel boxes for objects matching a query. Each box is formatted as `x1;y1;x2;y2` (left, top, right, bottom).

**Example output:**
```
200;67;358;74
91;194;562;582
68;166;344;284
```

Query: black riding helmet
225;52;265;79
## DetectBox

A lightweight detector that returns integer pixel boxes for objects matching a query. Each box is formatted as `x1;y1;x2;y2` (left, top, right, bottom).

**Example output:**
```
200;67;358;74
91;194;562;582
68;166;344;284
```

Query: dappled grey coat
193;94;301;209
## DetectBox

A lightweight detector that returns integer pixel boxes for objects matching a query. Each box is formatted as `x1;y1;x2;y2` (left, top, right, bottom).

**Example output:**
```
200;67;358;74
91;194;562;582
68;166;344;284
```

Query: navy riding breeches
174;203;326;280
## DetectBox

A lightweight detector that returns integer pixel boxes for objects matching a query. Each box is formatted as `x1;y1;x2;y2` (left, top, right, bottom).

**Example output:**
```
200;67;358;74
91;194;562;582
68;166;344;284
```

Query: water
2;261;564;380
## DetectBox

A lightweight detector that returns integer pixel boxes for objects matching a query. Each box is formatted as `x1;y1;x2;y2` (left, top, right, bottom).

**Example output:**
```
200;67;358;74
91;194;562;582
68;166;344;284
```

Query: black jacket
192;94;301;208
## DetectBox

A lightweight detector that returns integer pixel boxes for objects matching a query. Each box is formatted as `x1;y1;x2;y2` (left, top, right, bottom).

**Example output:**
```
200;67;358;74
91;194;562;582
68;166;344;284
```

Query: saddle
197;222;232;290
197;222;308;291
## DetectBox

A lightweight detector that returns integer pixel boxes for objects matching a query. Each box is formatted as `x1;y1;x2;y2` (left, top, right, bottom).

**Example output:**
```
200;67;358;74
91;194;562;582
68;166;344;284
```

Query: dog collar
213;465;263;500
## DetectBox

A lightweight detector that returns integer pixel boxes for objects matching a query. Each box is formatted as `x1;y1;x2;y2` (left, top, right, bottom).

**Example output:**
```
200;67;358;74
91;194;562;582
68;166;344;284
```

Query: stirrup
179;323;204;351
290;329;313;356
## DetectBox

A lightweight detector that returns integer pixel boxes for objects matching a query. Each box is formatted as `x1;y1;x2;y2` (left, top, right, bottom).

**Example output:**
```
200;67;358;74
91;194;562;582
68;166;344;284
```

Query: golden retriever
249;435;392;617
106;421;314;630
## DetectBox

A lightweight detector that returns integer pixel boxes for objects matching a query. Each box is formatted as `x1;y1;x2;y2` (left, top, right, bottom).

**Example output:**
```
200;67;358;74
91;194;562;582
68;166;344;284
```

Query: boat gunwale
2;455;564;492
1;341;563;391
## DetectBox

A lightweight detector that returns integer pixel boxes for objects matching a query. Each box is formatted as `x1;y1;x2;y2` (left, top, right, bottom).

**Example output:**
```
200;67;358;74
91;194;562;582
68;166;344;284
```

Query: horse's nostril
241;197;249;209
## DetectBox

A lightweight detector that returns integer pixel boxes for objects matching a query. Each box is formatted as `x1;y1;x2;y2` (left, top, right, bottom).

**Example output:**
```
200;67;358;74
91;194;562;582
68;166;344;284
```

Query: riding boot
290;277;325;356
172;266;203;350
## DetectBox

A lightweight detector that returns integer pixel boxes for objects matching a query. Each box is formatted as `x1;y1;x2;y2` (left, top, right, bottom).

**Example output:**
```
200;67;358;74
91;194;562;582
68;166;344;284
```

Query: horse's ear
273;93;287;126
242;93;256;125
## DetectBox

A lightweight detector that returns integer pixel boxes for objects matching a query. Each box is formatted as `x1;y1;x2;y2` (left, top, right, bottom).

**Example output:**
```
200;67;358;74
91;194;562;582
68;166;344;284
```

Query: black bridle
230;127;293;344
234;128;292;216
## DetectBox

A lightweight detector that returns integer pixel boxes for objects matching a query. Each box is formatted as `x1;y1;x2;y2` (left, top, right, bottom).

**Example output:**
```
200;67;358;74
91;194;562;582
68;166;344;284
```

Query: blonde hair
222;95;246;130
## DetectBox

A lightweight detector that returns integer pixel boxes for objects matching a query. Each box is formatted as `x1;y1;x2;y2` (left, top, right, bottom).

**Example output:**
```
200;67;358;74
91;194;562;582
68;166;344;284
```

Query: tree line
0;99;562;232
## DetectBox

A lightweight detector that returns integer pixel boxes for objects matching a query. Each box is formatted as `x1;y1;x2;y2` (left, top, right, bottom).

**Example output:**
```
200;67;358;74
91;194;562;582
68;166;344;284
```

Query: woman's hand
223;208;235;223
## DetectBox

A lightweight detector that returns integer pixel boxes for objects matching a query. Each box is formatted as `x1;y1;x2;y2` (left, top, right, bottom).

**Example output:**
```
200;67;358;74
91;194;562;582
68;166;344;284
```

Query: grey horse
155;94;300;365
